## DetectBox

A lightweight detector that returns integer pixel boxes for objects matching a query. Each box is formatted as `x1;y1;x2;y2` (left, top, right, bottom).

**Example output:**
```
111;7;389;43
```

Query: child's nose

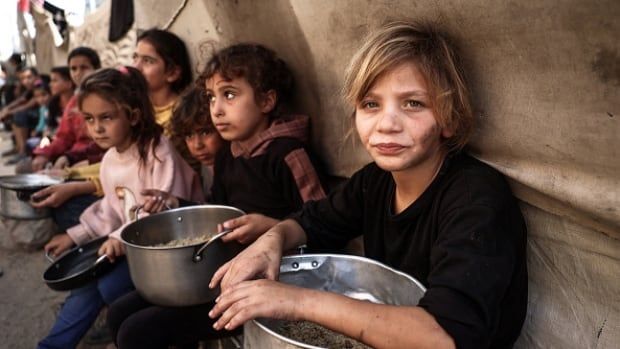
211;99;224;118
376;109;402;132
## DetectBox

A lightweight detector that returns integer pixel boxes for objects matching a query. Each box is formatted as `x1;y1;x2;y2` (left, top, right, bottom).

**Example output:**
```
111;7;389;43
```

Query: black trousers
107;291;239;349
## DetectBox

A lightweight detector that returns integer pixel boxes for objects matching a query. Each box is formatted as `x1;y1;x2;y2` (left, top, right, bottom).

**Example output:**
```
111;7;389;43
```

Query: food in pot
277;320;371;349
154;233;215;247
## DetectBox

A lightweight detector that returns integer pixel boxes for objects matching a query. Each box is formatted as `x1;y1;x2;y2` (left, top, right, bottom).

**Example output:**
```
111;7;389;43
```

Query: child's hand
53;155;70;169
44;233;75;258
140;189;179;214
219;214;280;244
32;155;50;172
98;238;125;262
31;183;78;208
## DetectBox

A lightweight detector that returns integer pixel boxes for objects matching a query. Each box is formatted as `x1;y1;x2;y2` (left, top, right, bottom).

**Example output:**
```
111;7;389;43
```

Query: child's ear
165;65;182;84
260;90;277;114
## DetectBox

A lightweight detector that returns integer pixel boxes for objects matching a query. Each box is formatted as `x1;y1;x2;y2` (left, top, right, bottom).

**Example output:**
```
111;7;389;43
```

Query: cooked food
154;233;215;247
277;320;371;349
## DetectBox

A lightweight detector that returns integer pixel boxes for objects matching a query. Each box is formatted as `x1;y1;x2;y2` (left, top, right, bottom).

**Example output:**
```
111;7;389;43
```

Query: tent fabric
40;1;620;348
69;0;135;68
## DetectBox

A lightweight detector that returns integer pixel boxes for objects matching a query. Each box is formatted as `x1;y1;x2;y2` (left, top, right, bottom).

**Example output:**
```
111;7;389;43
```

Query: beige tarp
54;1;620;348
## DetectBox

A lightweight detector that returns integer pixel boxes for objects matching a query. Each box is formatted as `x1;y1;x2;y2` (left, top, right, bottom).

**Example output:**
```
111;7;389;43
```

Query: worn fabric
293;153;527;349
66;136;203;245
212;115;326;218
108;291;237;349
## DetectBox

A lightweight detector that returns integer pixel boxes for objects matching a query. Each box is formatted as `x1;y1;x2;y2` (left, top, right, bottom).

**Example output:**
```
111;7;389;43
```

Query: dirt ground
0;131;111;349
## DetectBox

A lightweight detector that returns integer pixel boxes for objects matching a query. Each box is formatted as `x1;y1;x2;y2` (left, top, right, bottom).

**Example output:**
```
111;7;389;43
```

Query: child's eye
205;94;215;104
84;116;93;123
224;91;235;100
405;100;425;108
361;100;379;109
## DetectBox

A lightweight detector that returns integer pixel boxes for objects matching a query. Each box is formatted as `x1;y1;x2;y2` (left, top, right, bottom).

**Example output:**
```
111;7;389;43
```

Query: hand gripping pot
120;205;245;306
0;174;63;219
244;254;427;349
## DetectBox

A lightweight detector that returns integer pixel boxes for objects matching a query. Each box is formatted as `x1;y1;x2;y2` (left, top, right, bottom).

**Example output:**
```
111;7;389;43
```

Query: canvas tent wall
45;0;620;348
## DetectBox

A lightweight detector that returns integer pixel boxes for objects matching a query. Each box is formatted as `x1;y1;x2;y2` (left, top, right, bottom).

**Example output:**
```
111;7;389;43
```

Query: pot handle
44;251;55;263
93;254;109;267
192;228;233;263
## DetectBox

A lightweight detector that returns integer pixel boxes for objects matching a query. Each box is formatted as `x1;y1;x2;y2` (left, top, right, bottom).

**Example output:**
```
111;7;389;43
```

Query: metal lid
0;174;63;190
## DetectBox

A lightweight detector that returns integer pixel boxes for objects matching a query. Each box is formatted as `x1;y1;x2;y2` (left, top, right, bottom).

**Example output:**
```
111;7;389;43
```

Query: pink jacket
67;136;204;245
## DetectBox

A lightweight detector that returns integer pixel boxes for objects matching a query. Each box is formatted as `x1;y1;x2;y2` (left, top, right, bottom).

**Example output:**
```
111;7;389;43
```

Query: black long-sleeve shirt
292;153;527;349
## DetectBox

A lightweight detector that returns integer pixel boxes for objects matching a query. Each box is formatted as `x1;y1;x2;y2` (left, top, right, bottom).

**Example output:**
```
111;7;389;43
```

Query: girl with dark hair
31;46;104;172
133;28;192;135
37;66;203;349
46;66;75;133
107;43;327;349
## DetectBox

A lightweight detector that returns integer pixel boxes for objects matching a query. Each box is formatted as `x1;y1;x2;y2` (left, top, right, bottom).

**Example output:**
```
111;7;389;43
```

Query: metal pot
244;254;427;349
120;205;245;306
0;174;63;219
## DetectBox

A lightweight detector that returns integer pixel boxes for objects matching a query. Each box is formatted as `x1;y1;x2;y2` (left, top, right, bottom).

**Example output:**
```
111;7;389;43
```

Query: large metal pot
244;254;427;349
120;205;245;306
0;174;63;219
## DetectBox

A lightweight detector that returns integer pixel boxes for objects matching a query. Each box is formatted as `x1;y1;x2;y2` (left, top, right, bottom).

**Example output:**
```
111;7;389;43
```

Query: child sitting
108;44;327;349
208;21;528;349
38;66;202;349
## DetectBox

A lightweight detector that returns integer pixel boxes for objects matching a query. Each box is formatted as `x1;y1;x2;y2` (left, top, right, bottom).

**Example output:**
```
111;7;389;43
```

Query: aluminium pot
120;205;245;306
244;254;427;349
0;174;63;219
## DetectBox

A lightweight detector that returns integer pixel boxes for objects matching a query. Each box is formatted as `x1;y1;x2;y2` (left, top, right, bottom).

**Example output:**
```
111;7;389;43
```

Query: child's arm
31;181;97;208
44;233;75;257
212;280;455;349
219;214;280;244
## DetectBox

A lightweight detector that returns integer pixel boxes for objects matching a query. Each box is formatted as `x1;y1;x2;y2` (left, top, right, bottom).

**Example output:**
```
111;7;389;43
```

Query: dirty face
355;62;451;173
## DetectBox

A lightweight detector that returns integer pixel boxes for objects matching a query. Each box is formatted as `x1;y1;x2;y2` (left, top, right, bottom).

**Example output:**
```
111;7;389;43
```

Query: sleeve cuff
66;224;91;246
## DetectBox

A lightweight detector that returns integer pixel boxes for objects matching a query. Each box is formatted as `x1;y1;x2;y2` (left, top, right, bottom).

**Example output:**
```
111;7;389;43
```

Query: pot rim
120;204;245;250
249;254;427;348
0;174;63;190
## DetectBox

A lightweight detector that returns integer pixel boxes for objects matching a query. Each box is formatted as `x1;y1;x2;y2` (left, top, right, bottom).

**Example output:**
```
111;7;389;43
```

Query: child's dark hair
77;66;162;166
137;29;192;93
198;43;295;118
17;66;39;76
33;80;50;94
68;46;101;69
50;66;72;83
171;87;215;138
